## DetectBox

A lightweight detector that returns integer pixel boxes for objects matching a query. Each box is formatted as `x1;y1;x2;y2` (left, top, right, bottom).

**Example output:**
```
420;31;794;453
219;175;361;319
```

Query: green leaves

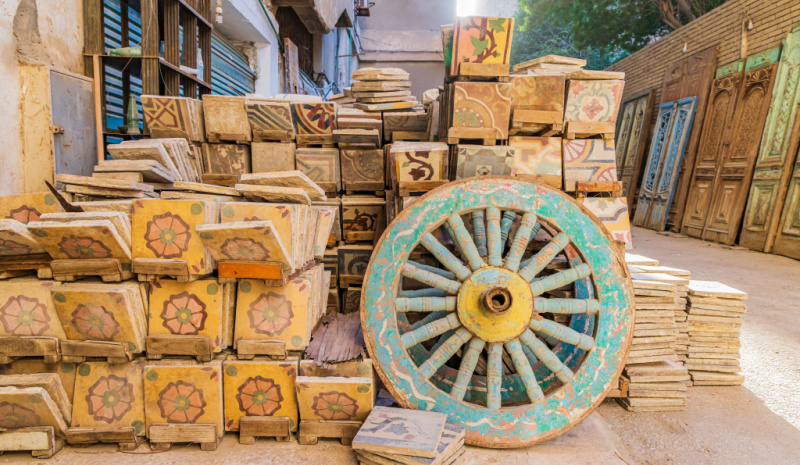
471;36;489;56
488;18;506;32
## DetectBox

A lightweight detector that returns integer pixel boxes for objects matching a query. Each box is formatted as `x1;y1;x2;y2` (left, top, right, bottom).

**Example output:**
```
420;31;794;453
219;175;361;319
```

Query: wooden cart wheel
361;177;633;448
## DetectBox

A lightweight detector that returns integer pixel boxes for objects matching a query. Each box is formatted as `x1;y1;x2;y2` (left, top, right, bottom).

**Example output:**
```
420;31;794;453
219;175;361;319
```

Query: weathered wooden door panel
682;66;742;238
618;90;656;207
702;58;778;244
632;102;676;227
615;102;635;168
659;47;718;231
773;162;800;259
646;97;698;230
741;26;800;252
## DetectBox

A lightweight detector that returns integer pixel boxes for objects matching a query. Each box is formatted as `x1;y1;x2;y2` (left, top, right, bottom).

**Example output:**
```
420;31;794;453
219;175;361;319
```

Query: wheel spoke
499;211;516;244
472;210;488;258
503;212;538;272
487;342;503;409
519;330;574;384
534;297;601;314
395;296;457;312
410;310;449;330
486;207;502;266
443;222;464;257
402;263;461;294
520;341;539;365
400;288;448;298
407;260;456;280
519;233;570;281
401;313;461;349
530;318;594;351
529;221;542;240
420;233;471;281
505;338;544;403
446;214;485;271
451;336;485;401
431;330;455;353
529;263;591;296
419;327;473;378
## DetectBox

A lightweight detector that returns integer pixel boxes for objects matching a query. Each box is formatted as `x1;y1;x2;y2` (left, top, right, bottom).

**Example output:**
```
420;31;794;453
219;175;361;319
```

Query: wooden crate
295;148;341;195
452;144;514;179
245;97;295;142
509;136;562;189
202;95;251;144
564;78;624;139
341;149;385;194
341;196;386;244
222;356;299;439
450;16;514;77
509;74;565;136
0;278;66;363
562;139;618;192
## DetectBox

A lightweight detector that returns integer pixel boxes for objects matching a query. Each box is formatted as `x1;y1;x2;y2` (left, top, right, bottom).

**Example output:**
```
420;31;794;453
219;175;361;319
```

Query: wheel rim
361;177;633;448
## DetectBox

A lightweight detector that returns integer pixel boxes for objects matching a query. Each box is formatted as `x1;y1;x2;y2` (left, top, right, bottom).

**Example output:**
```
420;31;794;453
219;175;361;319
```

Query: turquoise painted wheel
361;177;633;448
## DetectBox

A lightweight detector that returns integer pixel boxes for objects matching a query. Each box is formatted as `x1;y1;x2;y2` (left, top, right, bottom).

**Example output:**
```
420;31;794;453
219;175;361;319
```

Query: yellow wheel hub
456;267;534;343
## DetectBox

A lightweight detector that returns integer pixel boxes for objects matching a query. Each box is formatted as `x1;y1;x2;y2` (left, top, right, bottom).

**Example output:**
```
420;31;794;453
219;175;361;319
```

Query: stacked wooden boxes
201;94;252;185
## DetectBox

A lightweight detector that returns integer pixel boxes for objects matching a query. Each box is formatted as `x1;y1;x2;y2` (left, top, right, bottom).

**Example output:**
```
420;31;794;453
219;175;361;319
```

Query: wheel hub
456;267;534;343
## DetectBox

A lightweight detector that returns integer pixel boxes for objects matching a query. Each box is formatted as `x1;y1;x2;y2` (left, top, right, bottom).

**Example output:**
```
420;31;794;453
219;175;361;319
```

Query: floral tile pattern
0;280;65;340
71;359;146;435
148;279;224;352
296;375;373;422
222;357;298;431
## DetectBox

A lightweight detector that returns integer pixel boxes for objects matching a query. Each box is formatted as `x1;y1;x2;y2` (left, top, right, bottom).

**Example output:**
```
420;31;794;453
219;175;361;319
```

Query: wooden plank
0;426;63;458
239;416;291;444
65;427;139;450
0;336;60;364
218;261;285;280
235;339;286;359
146;334;213;361
298;420;362;446
148;423;219;451
56;174;154;192
458;62;509;78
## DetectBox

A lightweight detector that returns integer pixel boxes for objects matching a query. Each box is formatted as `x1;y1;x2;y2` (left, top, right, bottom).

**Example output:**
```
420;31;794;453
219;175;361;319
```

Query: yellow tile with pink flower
0;192;63;224
142;359;224;437
148;279;226;352
222;356;298;432
295;376;373;422
0;359;77;403
0;386;69;434
0;279;66;340
51;282;147;352
70;359;147;435
131;199;218;275
234;275;314;351
26;220;132;262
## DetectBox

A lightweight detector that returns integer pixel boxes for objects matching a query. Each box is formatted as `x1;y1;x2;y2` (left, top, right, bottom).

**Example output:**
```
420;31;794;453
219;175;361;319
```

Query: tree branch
676;0;697;21
653;0;684;29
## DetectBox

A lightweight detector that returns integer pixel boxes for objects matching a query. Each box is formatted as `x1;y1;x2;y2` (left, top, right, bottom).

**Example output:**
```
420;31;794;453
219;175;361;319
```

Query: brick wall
608;0;800;104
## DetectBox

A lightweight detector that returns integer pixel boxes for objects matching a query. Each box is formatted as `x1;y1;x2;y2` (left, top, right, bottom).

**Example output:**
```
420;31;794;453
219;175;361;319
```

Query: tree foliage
512;0;728;69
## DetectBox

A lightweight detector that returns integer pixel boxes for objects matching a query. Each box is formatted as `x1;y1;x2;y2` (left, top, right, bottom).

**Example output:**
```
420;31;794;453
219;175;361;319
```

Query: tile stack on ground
618;254;690;411
685;280;747;386
352;406;465;465
351;68;417;112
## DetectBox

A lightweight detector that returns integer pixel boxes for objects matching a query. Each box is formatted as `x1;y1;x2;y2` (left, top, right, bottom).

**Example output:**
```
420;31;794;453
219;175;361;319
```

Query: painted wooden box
510;74;565;112
580;197;632;249
295;148;341;193
453;145;514;179
295;375;373;422
148;279;228;352
131;199;218;276
341;196;386;243
143;359;224;436
0;386;68;435
197;221;294;274
298;359;373;378
450;16;514;75
0;219;46;256
340;149;385;191
27;220;131;263
251;142;296;174
70;359;147;435
244;97;295;141
201;144;251;176
337;245;372;285
382;112;428;140
51;282;146;352
141;96;205;142
564;80;625;123
0;360;77;403
450;82;512;139
220;202;310;270
201;95;251;143
222;356;298;432
562;139;618;192
311;206;337;260
234;273;316;351
389;142;450;188
291;103;337;135
509;136;563;186
0;279;65;340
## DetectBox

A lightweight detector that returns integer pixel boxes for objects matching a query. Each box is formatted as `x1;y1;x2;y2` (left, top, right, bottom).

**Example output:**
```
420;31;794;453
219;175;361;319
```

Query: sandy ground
593;227;800;464
2;227;799;464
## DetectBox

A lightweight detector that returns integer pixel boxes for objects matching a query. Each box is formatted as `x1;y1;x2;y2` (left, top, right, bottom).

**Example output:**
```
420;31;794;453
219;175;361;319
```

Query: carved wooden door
617;90;656;207
646;97;698;230
701;56;779;244
682;65;742;238
632;102;676;227
741;26;800;252
773;150;800;259
659;47;719;231
615;102;635;168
